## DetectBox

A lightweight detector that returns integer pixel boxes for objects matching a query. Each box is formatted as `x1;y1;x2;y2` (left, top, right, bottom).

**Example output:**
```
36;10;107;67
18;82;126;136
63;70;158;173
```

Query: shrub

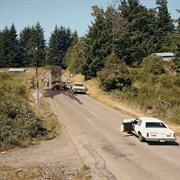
0;72;47;150
172;57;180;73
141;55;165;75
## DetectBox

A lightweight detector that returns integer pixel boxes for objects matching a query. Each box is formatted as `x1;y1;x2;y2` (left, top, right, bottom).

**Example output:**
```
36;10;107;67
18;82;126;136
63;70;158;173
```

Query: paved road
47;88;180;180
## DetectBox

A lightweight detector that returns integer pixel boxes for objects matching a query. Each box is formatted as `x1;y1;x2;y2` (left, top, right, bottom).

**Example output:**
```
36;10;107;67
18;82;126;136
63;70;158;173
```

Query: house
151;52;174;61
8;68;26;72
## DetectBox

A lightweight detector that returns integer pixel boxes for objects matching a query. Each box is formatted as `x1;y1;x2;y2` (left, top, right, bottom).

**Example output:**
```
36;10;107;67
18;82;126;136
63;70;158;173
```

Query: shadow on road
147;141;179;146
43;88;84;105
125;132;179;146
43;88;61;98
62;90;84;105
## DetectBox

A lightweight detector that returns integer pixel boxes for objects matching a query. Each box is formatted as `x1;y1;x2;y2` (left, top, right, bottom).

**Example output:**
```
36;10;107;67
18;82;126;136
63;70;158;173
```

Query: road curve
49;88;180;180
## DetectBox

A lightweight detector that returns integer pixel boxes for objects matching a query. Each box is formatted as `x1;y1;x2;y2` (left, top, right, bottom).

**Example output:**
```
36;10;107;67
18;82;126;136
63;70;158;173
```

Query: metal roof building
8;68;26;72
151;52;174;61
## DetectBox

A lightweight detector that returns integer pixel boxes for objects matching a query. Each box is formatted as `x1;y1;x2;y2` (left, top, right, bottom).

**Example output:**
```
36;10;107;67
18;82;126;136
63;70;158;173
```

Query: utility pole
35;46;39;116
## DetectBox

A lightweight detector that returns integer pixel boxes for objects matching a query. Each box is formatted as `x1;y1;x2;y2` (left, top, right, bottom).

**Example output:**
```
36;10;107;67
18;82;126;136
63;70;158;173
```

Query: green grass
0;68;60;151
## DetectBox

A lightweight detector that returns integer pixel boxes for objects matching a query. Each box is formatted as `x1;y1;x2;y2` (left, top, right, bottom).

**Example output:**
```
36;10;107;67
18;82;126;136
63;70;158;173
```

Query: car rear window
146;122;167;128
74;84;83;86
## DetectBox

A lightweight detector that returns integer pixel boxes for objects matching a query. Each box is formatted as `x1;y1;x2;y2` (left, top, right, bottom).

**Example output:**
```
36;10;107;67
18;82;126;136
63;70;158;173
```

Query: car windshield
74;84;83;86
146;122;167;128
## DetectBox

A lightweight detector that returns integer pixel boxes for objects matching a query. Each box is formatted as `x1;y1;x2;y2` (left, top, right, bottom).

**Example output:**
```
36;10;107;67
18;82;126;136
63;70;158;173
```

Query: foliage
172;57;180;73
117;0;157;64
0;1;179;126
0;72;47;150
117;63;180;124
98;51;132;91
62;31;84;74
156;0;175;51
141;55;165;75
48;26;73;67
74;165;91;180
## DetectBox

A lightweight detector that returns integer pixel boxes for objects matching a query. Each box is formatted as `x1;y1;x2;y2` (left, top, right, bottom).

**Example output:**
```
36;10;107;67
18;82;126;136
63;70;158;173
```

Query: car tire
138;132;144;142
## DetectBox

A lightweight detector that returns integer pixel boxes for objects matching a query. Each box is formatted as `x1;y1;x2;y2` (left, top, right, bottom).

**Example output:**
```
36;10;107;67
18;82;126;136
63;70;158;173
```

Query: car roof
137;117;163;123
74;82;83;84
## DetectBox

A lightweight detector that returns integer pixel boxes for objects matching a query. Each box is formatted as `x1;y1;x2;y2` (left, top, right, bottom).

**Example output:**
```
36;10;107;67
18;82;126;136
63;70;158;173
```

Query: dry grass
24;68;61;140
64;70;180;135
66;70;144;117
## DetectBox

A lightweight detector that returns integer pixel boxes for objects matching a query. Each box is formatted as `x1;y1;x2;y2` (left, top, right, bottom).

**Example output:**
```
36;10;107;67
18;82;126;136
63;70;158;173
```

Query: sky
0;0;180;42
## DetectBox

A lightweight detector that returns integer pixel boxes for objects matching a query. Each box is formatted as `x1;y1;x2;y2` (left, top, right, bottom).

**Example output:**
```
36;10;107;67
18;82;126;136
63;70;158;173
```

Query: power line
11;0;23;27
0;14;6;26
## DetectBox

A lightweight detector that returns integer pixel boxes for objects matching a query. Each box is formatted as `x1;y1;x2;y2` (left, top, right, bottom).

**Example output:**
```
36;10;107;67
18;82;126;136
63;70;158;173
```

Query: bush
141;55;165;75
98;52;133;91
0;102;47;149
172;57;180;73
0;72;47;150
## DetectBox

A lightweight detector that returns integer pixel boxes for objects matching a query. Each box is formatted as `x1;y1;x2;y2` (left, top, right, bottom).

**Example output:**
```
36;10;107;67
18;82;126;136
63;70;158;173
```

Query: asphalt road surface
46;87;180;180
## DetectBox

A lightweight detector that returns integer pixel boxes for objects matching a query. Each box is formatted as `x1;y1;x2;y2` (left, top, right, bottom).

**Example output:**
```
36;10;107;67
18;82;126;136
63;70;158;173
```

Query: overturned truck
51;66;67;90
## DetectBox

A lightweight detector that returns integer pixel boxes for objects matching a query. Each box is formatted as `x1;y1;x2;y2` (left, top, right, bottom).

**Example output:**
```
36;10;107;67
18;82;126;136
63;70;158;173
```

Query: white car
71;82;87;93
121;117;176;142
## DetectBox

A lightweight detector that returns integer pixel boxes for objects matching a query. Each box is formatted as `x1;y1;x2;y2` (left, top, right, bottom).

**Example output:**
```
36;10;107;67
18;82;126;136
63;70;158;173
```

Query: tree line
0;0;179;71
0;0;180;123
64;0;180;123
0;22;77;68
65;0;180;78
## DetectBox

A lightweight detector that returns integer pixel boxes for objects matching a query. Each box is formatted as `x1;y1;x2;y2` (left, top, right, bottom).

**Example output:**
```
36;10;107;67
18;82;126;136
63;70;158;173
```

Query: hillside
65;71;180;135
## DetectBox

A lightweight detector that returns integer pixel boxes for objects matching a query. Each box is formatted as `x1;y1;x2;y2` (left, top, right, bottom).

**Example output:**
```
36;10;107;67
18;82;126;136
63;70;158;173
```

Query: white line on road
73;99;79;104
88;110;98;117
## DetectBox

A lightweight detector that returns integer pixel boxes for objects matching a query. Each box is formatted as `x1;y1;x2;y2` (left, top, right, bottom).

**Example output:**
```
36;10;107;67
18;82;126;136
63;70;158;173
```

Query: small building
8;68;26;72
151;52;174;61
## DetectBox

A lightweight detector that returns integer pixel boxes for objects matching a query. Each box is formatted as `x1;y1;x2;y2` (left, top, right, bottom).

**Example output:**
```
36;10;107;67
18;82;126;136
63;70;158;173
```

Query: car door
134;119;142;135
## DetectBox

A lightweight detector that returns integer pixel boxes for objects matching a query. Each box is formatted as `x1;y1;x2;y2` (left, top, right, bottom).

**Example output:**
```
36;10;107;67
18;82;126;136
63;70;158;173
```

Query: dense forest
0;0;180;123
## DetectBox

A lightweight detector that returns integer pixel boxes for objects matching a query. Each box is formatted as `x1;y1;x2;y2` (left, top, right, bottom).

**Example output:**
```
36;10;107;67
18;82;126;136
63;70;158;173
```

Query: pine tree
0;31;5;67
19;22;46;67
119;0;141;22
118;0;157;65
48;26;72;66
2;24;21;67
34;22;46;66
156;0;175;51
19;26;32;66
81;5;115;78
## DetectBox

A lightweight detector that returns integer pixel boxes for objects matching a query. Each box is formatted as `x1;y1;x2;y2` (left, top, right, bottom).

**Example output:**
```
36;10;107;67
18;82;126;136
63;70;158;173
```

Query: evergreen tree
19;22;46;67
119;0;141;22
2;24;21;67
82;5;116;78
98;51;132;91
156;0;175;51
177;10;180;34
34;22;46;67
9;24;22;67
48;26;72;66
118;0;157;65
0;31;5;67
19;26;33;66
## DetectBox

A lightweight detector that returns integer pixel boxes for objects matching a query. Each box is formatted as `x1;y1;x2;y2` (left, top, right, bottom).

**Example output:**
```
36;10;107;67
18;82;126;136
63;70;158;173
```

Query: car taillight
147;133;149;137
173;133;176;137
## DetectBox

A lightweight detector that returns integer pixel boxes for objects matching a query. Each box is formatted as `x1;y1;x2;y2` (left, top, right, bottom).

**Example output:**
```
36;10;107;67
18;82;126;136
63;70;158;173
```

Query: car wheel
138;132;144;142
